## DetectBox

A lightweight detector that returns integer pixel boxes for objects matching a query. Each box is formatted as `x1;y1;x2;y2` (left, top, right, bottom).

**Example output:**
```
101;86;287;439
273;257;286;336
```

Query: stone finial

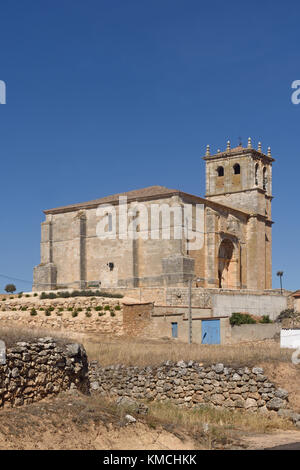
258;142;262;152
267;146;271;157
226;140;230;151
205;144;210;156
247;137;252;148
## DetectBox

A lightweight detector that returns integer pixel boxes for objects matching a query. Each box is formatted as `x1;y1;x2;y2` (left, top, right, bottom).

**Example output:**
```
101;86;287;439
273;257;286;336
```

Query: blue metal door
202;319;220;344
172;322;178;338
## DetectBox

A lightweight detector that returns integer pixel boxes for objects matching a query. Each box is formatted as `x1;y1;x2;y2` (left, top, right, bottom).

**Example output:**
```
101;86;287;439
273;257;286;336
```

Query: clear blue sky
0;0;299;293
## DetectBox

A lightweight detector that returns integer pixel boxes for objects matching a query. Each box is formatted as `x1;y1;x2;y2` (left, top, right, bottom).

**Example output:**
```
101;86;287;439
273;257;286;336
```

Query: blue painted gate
171;322;178;338
201;319;220;344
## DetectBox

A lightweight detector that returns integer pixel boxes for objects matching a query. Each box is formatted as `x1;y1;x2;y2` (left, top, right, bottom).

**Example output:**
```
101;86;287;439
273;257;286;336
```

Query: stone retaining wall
0;297;123;335
89;360;289;414
0;338;89;407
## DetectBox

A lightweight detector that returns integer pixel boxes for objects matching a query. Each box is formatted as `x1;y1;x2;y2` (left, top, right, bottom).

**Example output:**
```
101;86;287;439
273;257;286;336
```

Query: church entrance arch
218;238;239;288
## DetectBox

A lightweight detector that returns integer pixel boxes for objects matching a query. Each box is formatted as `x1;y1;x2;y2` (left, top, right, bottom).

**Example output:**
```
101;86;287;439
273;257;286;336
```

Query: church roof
44;184;252;219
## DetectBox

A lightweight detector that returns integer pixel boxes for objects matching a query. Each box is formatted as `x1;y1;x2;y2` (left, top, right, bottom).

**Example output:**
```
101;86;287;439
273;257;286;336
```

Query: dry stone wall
0;338;89;407
89;360;291;416
0;296;123;335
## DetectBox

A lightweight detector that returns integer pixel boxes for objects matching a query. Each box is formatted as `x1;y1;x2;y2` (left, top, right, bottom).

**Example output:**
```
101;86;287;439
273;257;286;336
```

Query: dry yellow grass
83;335;293;368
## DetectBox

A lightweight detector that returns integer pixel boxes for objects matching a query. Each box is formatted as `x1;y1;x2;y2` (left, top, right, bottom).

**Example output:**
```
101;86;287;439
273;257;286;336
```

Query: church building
33;139;274;292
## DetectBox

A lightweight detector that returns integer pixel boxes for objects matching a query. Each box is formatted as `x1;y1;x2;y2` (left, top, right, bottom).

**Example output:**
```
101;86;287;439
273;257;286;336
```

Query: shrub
98;312;105;317
25;294;30;298
21;306;28;311
67;307;73;311
39;290;123;299
110;311;116;317
18;294;23;298
77;307;83;312
115;305;121;310
260;315;272;324
276;309;298;323
33;293;38;297
72;310;78;318
30;308;37;316
85;311;92;318
95;306;103;311
4;284;16;294
104;305;110;311
45;309;51;316
230;312;256;326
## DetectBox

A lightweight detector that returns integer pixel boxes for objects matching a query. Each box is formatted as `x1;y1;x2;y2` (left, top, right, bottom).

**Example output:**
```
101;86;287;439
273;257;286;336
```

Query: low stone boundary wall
0;338;89;407
89;360;289;414
230;324;281;343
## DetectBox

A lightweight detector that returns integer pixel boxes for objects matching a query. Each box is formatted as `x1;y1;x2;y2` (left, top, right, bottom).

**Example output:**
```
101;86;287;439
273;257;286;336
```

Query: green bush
45;309;51;316
115;304;121;310
104;305;110;311
95;306;103;311
98;312;105;317
260;315;272;324
39;290;123;299
110;311;116;317
85;311;92;318
72;310;78;317
230;312;256;326
30;308;37;316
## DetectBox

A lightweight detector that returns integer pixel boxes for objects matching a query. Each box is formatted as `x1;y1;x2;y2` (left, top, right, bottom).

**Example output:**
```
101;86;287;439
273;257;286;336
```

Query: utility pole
188;278;192;344
276;271;284;295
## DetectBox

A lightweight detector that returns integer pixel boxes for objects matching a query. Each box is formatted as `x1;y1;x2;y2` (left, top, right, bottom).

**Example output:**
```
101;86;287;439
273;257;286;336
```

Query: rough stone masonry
0;337;89;407
89;360;300;426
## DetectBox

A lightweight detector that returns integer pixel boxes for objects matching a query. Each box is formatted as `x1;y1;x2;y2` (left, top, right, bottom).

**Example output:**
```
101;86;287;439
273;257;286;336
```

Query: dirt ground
0;393;198;450
0;391;300;450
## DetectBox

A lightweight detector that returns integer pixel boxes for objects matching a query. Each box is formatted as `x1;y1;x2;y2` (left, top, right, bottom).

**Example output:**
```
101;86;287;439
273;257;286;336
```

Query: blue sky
0;0;299;292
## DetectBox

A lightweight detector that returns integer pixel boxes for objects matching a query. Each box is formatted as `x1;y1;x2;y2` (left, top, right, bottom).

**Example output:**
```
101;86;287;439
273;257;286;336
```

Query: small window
108;262;114;271
216;166;224;177
263;167;267;191
233;163;240;175
255;163;259;185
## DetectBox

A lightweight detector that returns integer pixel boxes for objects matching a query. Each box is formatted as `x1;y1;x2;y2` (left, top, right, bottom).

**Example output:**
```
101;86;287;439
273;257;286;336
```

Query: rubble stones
89;362;289;416
0;338;89;408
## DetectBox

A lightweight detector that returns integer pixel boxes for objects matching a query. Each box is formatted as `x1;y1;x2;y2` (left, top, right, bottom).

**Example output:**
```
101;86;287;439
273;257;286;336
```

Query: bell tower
203;138;274;218
203;138;275;290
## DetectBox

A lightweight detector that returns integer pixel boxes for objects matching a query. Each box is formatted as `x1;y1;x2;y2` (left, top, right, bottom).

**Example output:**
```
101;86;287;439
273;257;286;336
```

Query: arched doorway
218;239;239;288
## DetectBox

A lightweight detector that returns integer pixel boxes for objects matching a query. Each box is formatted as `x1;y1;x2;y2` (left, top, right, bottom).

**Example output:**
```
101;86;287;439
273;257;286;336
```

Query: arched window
216;166;224;177
263;167;267;191
255;163;259;185
233;163;240;175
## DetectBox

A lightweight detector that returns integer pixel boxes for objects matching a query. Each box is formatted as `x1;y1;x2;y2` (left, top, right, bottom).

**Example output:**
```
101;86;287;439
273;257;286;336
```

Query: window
255;163;259;185
216;166;224;177
233;163;240;175
263;167;267;190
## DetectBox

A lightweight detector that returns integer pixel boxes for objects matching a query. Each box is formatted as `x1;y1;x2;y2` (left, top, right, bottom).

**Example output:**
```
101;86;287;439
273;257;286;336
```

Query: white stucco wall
280;329;300;349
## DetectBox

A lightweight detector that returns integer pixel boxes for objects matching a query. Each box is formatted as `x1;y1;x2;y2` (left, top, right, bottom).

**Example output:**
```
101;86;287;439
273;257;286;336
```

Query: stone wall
0;338;89;408
0;296;123;335
89;360;289;414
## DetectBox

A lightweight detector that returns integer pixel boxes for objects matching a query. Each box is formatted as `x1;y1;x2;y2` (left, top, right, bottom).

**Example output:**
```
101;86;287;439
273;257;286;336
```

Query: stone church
33;139;274;291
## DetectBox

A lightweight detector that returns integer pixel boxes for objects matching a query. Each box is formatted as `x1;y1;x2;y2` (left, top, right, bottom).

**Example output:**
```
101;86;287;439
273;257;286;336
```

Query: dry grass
83;335;293;368
0;325;77;347
144;400;294;448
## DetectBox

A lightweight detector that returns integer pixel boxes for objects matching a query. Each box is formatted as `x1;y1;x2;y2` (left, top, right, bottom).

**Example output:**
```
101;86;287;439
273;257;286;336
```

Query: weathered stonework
88;361;294;418
33;142;275;292
0;338;89;408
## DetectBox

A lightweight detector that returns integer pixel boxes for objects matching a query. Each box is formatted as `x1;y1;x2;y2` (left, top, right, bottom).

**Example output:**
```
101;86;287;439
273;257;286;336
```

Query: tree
4;284;16;294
